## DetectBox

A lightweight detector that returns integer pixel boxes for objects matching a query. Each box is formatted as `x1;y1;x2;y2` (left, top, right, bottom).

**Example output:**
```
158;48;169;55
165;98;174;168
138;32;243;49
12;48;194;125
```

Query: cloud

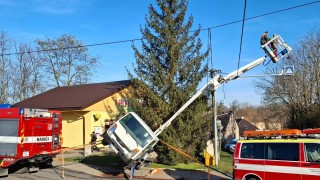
33;0;78;15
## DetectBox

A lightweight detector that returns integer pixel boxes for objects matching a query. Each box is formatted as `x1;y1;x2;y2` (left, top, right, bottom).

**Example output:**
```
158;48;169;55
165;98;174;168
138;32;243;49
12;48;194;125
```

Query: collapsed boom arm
154;34;292;136
154;56;267;136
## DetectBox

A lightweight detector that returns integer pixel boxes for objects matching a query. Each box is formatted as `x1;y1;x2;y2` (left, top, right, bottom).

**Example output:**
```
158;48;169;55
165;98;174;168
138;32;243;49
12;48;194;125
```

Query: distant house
15;80;132;150
219;111;239;144
236;118;260;136
219;112;260;144
253;121;283;130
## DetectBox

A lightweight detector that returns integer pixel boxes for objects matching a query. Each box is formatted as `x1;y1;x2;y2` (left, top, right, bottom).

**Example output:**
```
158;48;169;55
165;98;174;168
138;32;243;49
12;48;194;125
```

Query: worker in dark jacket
91;131;100;152
260;31;270;45
260;31;277;61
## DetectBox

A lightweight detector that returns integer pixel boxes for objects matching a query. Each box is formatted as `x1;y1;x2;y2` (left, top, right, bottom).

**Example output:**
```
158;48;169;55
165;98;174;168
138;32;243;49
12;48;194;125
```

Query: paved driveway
2;167;125;180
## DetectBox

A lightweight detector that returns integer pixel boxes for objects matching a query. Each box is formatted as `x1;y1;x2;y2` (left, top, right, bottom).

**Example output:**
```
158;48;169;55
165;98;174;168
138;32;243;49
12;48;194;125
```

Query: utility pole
210;69;220;166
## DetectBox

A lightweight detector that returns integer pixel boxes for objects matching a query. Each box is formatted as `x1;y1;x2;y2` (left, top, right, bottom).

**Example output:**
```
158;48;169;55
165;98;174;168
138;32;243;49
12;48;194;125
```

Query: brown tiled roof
236;118;259;136
14;80;131;110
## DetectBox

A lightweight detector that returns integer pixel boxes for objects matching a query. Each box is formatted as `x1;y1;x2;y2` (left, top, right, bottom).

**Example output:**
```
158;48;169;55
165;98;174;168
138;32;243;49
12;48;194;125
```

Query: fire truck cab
0;105;62;177
233;129;320;180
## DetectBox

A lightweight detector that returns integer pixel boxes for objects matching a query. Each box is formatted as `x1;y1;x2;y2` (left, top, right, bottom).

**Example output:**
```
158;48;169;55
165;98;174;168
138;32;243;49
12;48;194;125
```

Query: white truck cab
102;112;159;169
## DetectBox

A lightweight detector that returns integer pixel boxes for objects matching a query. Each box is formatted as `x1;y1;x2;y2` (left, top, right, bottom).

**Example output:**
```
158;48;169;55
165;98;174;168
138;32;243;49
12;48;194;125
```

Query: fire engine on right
233;128;320;180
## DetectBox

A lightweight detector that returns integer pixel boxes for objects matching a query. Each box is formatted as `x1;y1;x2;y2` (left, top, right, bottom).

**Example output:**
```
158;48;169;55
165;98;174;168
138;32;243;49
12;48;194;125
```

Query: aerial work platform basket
261;35;292;63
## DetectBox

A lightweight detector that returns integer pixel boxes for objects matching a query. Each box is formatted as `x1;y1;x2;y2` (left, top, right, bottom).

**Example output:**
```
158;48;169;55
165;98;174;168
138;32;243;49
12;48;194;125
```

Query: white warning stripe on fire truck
0;136;52;143
23;136;52;143
0;136;20;143
235;163;320;176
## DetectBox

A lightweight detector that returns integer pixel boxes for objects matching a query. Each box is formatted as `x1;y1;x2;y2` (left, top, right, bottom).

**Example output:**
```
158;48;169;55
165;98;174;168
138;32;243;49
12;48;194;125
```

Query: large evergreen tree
129;0;210;165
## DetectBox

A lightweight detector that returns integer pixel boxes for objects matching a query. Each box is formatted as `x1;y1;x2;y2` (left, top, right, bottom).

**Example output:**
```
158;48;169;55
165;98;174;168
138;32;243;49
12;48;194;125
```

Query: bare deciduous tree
11;42;44;102
0;32;14;103
255;28;320;129
0;32;100;103
229;100;284;130
36;34;99;87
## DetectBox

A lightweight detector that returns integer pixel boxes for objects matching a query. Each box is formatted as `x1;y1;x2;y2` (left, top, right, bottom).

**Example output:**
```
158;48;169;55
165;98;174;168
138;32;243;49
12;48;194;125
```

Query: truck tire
135;162;143;170
125;161;136;170
247;177;259;180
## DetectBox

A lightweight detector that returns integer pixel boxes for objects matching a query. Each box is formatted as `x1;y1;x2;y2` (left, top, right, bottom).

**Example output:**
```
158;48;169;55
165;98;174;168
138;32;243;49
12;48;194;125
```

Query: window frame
265;142;300;161
304;143;320;163
240;142;265;159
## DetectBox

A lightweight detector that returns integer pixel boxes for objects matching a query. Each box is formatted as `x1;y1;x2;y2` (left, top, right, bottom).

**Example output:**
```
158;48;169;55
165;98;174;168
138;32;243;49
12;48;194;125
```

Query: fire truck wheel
247;177;259;180
40;158;53;168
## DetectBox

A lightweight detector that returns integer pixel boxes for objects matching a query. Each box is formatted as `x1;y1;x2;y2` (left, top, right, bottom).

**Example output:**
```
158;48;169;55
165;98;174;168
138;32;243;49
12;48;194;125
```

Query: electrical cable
222;83;235;106
1;1;319;56
209;29;213;69
202;0;320;30
237;0;247;76
1;38;142;56
206;29;210;84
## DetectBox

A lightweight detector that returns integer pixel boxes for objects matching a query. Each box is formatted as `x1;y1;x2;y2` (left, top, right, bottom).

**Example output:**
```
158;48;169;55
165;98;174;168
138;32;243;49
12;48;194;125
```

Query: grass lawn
64;151;233;175
149;151;233;175
213;151;233;175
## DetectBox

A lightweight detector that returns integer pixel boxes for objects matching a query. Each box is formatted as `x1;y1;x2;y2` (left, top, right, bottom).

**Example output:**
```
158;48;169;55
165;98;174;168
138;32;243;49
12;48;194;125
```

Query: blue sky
1;0;319;106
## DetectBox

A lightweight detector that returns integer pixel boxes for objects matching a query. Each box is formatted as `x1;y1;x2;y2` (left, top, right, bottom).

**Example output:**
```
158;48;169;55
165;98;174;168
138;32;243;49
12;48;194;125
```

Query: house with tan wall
219;111;239;144
220;112;260;146
253;121;283;130
14;80;132;150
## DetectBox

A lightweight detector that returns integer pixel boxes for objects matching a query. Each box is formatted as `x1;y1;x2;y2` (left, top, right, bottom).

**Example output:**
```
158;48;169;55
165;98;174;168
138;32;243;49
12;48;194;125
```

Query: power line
202;0;320;30
1;0;319;56
237;0;247;76
1;38;143;56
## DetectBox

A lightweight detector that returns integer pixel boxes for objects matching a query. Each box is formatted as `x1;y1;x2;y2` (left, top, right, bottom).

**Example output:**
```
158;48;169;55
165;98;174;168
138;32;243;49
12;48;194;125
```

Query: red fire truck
0;104;62;177
233;128;320;180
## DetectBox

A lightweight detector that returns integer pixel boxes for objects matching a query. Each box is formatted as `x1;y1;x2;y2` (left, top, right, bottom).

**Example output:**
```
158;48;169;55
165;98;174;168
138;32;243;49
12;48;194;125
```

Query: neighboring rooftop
14;80;131;110
218;112;233;132
236;118;259;136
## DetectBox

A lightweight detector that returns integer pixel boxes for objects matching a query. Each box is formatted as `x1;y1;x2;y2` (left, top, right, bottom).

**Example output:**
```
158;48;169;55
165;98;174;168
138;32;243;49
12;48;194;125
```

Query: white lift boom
102;34;292;169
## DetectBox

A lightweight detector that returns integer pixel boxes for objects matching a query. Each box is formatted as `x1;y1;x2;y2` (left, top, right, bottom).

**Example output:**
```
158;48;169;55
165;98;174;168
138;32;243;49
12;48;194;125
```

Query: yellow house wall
84;87;132;119
61;111;87;147
62;86;132;148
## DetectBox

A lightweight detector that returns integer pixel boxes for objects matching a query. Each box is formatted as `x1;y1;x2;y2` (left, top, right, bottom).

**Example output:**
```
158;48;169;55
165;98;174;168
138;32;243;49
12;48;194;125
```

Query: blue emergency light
0;104;12;108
